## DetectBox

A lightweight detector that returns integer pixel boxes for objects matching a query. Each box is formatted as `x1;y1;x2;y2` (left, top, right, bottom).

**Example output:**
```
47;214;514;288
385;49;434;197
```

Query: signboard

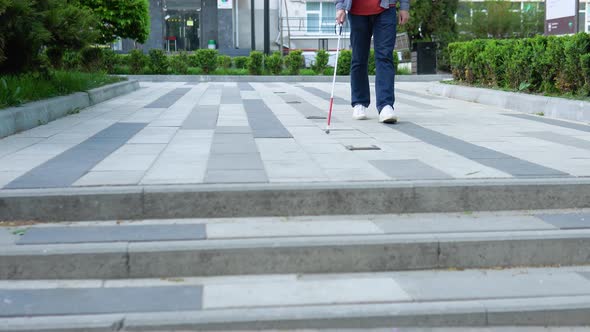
545;0;578;35
217;0;232;9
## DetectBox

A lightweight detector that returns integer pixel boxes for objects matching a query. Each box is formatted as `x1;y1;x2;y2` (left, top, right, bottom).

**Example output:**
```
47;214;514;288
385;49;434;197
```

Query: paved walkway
1;81;589;190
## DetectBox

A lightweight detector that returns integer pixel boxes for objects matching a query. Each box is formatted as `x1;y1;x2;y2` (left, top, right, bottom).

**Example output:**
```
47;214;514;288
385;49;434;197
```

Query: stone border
1;178;590;222
0;80;140;139
427;82;590;123
125;74;452;83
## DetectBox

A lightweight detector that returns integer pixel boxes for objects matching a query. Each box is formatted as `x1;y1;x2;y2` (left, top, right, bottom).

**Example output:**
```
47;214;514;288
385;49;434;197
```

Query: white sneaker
352;104;368;120
379;105;398;124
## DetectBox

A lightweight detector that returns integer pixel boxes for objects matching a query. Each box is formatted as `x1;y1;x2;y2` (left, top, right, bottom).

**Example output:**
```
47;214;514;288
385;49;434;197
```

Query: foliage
148;49;169;74
191;49;218;74
1;71;123;109
448;34;590;96
129;49;148;74
78;0;150;44
0;0;96;74
233;56;249;69
248;51;264;75
265;52;283;75
312;49;329;74
80;47;104;72
217;55;232;69
337;50;352;75
170;52;190;75
284;50;304;75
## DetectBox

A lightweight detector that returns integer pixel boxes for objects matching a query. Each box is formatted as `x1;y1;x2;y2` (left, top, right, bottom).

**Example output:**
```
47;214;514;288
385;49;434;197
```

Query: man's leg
348;13;372;108
373;8;397;112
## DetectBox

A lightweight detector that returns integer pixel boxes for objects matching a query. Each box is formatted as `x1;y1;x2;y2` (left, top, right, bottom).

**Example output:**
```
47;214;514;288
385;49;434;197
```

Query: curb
1;296;590;331
0;80;140;139
125;74;452;83
2;230;589;279
0;178;590;222
427;82;590;123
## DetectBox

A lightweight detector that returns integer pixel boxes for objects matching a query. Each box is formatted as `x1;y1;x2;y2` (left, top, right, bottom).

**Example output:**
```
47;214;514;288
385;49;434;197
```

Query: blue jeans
349;8;397;112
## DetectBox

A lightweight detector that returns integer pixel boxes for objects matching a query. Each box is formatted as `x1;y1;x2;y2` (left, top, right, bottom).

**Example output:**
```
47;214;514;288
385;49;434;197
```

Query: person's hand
336;9;346;25
399;10;410;25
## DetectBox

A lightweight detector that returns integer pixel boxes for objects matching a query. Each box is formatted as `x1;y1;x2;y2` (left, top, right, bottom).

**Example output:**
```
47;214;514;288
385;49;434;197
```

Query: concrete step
1;178;590;222
2;267;590;331
2;211;590;279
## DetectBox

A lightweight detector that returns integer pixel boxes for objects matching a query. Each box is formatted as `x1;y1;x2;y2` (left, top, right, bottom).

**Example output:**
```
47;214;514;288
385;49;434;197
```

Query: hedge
448;33;590;95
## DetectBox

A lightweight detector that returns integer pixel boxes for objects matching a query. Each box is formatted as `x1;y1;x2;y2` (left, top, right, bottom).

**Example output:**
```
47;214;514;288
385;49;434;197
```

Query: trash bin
416;42;437;75
208;40;216;49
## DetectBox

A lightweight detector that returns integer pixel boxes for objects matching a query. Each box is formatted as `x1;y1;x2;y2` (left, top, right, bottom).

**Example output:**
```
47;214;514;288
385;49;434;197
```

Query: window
306;1;336;33
579;12;586;33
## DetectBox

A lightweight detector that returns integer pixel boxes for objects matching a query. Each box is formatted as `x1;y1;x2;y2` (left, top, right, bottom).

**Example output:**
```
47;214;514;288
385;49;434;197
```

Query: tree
404;0;459;43
0;0;96;74
0;0;9;65
78;0;150;44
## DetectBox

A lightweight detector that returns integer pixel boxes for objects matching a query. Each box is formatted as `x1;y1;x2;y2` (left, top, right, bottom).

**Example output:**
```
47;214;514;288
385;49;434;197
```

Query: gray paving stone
505;113;590;133
215;126;252;134
212;134;255;144
474;158;570;177
536;213;590;229
205;169;268;183
243;100;292;138
184;82;200;85
144;88;191;108
390;122;569;178
524;131;590;151
0;229;17;245
221;87;243;104
370;159;453;180
396;96;443;110
397;88;446;100
580;272;590;281
299;86;349;105
395;272;590;301
210;142;259;154
207;154;264;170
4;123;147;189
0;286;202;317
16;224;206;244
182;105;219;130
238;83;255;91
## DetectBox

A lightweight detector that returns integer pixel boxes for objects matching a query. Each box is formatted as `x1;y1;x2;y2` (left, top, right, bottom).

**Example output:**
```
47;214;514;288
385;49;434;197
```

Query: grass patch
441;80;590;103
397;67;412;75
1;71;124;109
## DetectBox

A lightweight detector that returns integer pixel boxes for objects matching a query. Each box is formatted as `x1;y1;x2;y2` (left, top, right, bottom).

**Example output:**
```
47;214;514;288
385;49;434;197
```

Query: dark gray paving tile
523;131;590;151
396;96;443;110
299;87;348;105
474;158;569;177
370;159;452;180
536;213;590;229
17;225;206;245
182;105;219;130
4;123;147;189
212;134;255;144
0;286;202;317
504;114;590;133
397;89;445;100
184;82;200;86
221;87;243;104
243;100;292;138
211;142;259;154
389;122;569;178
205;169;268;183
238;82;255;91
144;88;191;108
207;154;264;170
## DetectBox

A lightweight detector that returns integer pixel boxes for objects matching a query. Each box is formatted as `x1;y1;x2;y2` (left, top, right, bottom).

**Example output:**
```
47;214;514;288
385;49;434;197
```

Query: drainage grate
306;115;326;119
286;101;302;104
274;91;286;94
345;145;381;151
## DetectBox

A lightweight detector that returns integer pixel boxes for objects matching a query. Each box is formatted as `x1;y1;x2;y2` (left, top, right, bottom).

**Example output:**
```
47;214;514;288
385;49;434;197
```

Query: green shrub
336;50;352;75
368;50;376;75
169;52;189;74
580;53;590;95
217;55;231;69
299;69;316;76
46;47;64;69
284;50;304;75
324;67;335;76
248;51;264;75
191;49;218;74
448;33;590;96
80;47;104;72
233;56;249;69
265;51;283;75
101;49;121;73
129;49;148;74
148;49;169;74
312;49;329;74
62;51;82;71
